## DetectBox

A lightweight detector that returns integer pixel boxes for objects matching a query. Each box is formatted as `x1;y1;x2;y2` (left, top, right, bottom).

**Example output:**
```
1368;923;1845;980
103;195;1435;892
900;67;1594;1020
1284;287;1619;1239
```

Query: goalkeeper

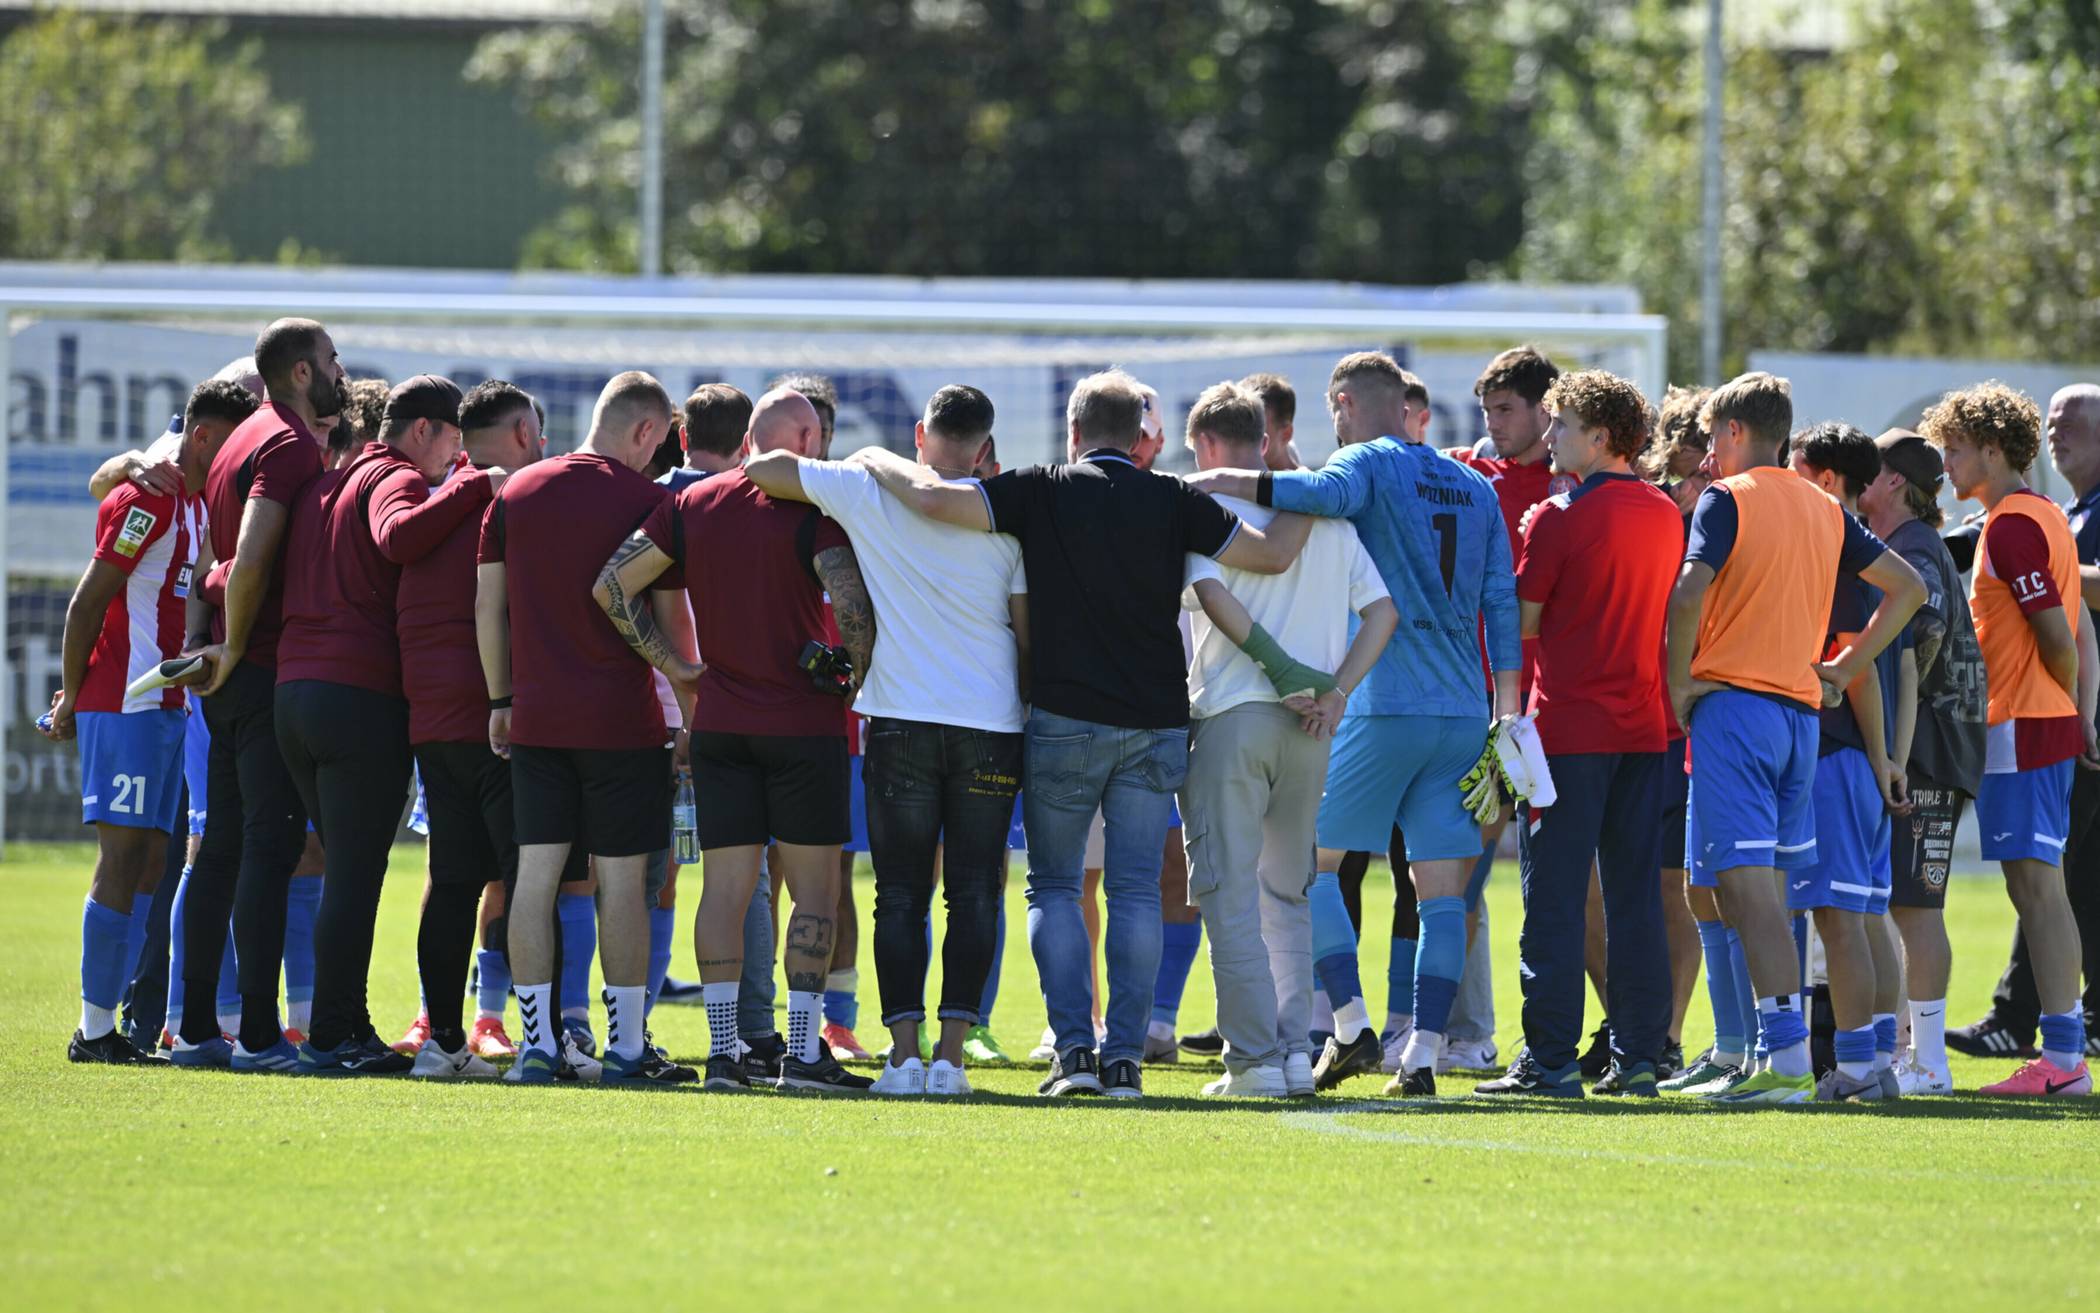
1187;351;1519;1098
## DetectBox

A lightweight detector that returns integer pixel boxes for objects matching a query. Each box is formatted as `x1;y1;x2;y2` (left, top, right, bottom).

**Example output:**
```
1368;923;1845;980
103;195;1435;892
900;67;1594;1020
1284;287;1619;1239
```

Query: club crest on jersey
114;507;157;557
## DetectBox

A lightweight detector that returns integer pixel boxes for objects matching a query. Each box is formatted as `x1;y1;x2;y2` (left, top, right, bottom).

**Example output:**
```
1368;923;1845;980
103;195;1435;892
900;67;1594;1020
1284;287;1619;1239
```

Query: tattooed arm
812;543;876;692
591;528;701;684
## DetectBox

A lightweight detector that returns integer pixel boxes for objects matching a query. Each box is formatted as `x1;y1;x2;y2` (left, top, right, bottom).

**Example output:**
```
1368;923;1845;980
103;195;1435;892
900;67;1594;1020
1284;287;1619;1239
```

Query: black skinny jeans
866;718;1022;1027
276;679;413;1052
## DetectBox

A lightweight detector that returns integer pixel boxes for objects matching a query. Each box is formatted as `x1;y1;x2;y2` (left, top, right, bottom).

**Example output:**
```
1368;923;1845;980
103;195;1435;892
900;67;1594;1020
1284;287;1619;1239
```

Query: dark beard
311;371;349;419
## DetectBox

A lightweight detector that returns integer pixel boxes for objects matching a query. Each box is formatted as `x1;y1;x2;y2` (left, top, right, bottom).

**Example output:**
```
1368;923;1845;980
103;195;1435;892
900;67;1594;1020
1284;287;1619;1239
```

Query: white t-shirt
799;459;1028;733
1182;495;1388;720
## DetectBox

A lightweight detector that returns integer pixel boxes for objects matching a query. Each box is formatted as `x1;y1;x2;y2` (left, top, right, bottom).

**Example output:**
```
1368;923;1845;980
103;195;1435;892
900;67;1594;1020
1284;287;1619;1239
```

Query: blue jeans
1022;709;1188;1063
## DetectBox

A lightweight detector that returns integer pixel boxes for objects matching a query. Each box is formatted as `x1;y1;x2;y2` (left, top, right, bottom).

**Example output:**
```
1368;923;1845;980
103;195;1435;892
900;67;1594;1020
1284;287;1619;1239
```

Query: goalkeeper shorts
1314;713;1486;862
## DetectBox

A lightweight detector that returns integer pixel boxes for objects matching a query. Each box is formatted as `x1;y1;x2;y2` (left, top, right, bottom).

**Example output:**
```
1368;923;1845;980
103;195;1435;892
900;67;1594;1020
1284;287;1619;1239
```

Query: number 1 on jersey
1432;512;1457;596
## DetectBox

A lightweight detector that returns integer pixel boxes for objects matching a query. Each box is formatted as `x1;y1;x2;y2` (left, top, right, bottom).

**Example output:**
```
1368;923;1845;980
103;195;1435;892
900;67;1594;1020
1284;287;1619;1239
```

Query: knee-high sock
1386;936;1417;1030
1412;896;1467;1036
476;947;511;1021
1310;870;1367;1037
80;898;132;1039
823;967;859;1030
557;892;596;1021
282;873;321;1033
1696;919;1748;1062
167;866;192;1035
1726;929;1760;1059
120;896;151;1003
978;900;1005;1020
646;904;674;1017
1151;916;1202;1028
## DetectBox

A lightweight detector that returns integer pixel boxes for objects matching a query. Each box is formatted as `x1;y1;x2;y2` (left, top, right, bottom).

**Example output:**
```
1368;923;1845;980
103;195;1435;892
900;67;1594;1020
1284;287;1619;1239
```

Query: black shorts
415;740;516;889
510;743;672;858
1659;737;1691;870
691;731;849;849
1889;784;1968;909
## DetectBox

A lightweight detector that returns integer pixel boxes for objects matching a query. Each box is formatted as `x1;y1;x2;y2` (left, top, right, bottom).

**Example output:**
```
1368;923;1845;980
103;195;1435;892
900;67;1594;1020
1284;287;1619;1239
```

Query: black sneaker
1102;1057;1143;1100
1658;1040;1684;1079
1474;1050;1582;1097
1593;1059;1659;1097
704;1053;751;1091
1946;1015;2038;1059
69;1028;149;1065
1383;1066;1436;1097
603;1047;698;1085
1178;1026;1225;1057
779;1052;874;1092
298;1034;413;1076
1312;1028;1383;1091
1577;1021;1614;1081
656;976;705;1005
743;1032;787;1083
1039;1047;1103;1096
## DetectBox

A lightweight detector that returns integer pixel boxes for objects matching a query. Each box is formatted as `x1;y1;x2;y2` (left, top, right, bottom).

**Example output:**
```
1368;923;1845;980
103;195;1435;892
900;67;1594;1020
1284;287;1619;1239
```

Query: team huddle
40;315;2100;1103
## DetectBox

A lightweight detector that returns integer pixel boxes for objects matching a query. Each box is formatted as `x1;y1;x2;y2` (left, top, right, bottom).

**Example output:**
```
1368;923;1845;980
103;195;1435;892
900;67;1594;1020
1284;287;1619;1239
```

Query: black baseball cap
1875;427;1942;494
384;374;463;430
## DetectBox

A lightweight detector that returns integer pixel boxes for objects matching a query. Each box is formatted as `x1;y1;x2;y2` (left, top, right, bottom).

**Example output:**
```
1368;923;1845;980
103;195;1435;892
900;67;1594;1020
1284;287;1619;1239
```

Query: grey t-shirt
1888;517;1986;794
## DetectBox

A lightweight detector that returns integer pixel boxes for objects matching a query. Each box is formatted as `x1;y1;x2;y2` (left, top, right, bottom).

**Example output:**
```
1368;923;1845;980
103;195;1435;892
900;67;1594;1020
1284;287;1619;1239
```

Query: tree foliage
0;11;306;262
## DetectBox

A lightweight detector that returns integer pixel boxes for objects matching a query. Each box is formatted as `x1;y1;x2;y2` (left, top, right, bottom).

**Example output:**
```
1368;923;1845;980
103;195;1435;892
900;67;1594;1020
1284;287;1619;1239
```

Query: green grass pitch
2;843;2094;1311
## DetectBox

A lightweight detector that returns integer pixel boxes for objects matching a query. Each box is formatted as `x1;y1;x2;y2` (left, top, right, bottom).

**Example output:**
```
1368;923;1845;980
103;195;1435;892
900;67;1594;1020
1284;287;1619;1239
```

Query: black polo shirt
979;448;1240;729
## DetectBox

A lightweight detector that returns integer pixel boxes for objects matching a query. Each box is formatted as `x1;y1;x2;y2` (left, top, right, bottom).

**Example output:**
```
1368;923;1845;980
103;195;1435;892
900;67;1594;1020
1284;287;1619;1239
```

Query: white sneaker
1284;1051;1315;1097
926;1059;973;1096
562;1031;602;1082
1029;1025;1058;1061
1894;1056;1953;1095
1201;1064;1288;1098
1380;1024;1414;1074
1438;1036;1498;1073
413;1038;498;1080
871;1056;926;1094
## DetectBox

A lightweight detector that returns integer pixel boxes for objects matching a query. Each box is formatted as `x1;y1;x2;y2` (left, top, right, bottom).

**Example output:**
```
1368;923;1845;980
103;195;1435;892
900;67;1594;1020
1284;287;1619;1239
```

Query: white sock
217;1010;240;1036
788;990;823;1063
1384;1011;1413;1037
80;1001;116;1041
703;981;740;1058
602;985;646;1062
516;982;556;1056
1400;1028;1442;1073
1872;1012;1897;1072
1333;997;1371;1041
561;1004;590;1023
287;1001;312;1033
1769;1040;1812;1078
1909;998;1947;1070
1712;1046;1747;1068
1147;1019;1176;1042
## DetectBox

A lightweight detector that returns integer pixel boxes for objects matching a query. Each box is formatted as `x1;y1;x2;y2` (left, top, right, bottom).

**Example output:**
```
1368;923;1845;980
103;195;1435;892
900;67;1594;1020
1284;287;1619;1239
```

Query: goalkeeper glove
1237;622;1337;701
1490;712;1557;808
1459;733;1502;826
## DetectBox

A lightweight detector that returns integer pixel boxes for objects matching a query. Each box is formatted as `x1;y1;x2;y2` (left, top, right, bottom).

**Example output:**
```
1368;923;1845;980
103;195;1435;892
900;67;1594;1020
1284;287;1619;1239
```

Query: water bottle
672;773;700;864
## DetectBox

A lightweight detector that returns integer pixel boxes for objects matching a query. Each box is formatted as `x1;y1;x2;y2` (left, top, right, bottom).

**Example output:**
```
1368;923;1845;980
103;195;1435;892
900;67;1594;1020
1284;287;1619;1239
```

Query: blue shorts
1687;689;1818;886
1315;713;1484;862
183;699;210;836
1978;760;2074;865
78;708;186;833
1787;747;1891;914
846;755;870;854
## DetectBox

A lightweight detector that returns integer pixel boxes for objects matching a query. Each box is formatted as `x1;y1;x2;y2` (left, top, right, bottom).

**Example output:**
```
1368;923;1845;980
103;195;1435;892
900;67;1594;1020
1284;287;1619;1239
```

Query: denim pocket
1142;727;1190;794
1027;730;1093;806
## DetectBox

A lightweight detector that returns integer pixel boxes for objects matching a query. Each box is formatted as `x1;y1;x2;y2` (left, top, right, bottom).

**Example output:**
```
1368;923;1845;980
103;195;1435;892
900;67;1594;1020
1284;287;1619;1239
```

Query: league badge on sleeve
113;507;157;558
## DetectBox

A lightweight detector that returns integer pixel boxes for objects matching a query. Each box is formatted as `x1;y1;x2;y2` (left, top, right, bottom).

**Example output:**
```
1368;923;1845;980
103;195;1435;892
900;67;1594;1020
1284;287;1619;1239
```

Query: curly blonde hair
1543;370;1653;460
1919;381;2042;473
1641;384;1711;482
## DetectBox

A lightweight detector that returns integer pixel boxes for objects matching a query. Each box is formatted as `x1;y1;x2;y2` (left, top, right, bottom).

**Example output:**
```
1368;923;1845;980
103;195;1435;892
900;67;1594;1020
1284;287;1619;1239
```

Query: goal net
1;266;1666;847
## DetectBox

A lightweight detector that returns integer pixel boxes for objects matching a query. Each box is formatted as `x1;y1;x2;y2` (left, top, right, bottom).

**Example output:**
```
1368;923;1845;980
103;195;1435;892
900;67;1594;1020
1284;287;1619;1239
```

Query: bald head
2048;382;2100;498
748;387;823;457
585;370;674;472
213;356;265;401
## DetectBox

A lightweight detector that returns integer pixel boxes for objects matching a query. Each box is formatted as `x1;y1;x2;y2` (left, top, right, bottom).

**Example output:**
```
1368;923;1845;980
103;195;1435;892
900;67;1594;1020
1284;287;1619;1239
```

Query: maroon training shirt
202;401;325;669
478;451;668;751
398;462;505;745
279;442;494;698
641;467;850;738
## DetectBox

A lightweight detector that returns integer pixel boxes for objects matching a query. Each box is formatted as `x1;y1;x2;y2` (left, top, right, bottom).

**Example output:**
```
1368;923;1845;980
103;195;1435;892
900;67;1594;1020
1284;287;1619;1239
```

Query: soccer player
479;371;697;1085
393;380;545;1075
1923;382;2095;1096
859;369;1309;1099
1950;383;2100;1064
1786;422;1912;1102
1189;350;1520;1097
41;379;249;1062
1178;382;1397;1097
744;383;1027;1096
178;318;344;1069
1240;371;1303;471
1667;372;1924;1105
595;386;874;1093
1474;370;1680;1098
1859;428;1986;1094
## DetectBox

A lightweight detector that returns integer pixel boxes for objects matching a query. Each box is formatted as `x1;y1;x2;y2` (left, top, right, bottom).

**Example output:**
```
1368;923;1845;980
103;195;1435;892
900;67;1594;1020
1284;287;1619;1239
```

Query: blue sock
80;897;132;1034
1387;937;1417;1025
978;900;1005;1020
1413;895;1467;1035
1151;917;1203;1026
1833;1025;1876;1078
121;893;152;995
1757;993;1810;1072
1873;1012;1897;1062
823;968;859;1029
1725;928;1760;1059
475;947;511;1019
167;866;192;1032
1309;870;1365;1011
282;874;321;1026
557;892;596;1018
1695;919;1747;1058
646;905;674;1016
2038;1010;2087;1067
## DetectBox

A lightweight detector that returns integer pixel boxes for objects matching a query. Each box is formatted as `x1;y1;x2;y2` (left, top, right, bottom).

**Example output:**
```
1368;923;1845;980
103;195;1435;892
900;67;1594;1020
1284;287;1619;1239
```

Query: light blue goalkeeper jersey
1265;437;1517;719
